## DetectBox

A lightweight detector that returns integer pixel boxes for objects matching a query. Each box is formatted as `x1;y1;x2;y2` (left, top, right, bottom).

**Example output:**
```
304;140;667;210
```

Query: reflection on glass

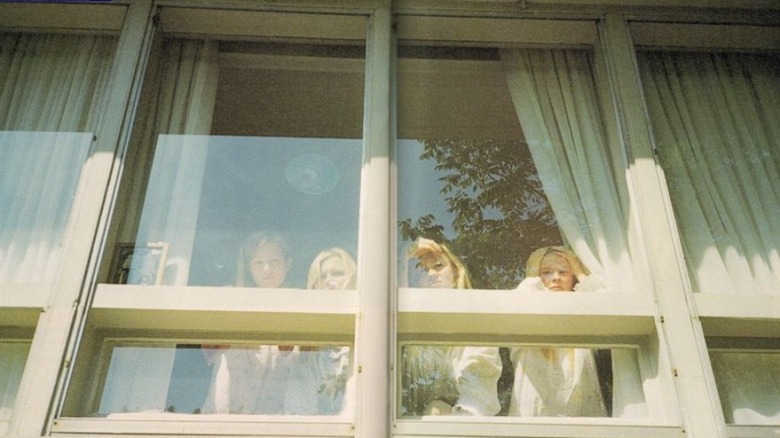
401;345;646;418
401;238;502;416
1;32;116;286
0;132;93;285
123;136;361;288
112;38;365;288
0;341;31;433
710;350;780;425
95;343;351;416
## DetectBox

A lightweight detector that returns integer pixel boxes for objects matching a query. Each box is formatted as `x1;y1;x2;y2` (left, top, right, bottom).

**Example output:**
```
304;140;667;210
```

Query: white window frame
388;12;686;438
46;2;390;437
1;2;778;438
625;17;780;438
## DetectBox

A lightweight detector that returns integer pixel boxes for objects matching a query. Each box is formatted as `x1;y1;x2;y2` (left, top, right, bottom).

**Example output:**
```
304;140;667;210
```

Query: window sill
398;289;656;341
695;293;780;337
392;416;684;437
89;283;358;336
51;415;354;436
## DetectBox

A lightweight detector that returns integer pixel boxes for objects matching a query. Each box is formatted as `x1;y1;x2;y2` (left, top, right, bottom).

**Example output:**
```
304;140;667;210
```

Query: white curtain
129;39;218;286
501;49;649;419
638;52;780;296
0;33;115;285
501;49;641;294
710;351;780;424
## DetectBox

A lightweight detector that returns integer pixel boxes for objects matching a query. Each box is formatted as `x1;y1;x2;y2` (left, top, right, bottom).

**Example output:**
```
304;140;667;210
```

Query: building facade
1;1;779;437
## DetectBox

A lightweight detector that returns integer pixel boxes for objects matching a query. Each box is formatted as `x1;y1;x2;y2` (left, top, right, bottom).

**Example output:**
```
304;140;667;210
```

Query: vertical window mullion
598;13;727;438
353;3;393;438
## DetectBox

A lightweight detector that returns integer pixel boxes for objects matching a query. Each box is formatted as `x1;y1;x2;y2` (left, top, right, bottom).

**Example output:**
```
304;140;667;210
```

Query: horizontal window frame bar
630;22;780;50
725;424;780;438
0;3;126;33
398;289;657;338
89;284;357;335
158;7;369;41
396;16;598;46
696;294;780;338
51;416;354;436
392;417;684;437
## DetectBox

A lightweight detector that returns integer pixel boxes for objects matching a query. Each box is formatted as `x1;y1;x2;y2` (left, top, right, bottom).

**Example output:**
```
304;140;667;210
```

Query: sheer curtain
501;49;650;419
97;39;218;415
0;33;115;285
127;39;218;286
638;52;780;296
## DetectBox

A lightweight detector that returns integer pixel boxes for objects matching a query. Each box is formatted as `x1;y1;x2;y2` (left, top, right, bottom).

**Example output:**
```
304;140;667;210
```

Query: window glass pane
396;45;640;293
0;32;118;287
88;342;351;417
399;344;646;418
67;11;367;421
395;43;648;419
638;51;780;295
0;341;31;434
108;37;365;288
121;135;361;288
710;350;780;425
396;47;560;291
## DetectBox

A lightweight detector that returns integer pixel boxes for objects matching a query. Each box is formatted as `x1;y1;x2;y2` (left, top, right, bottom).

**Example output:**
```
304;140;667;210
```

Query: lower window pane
0;341;31;433
399;345;648;419
710;350;780;425
92;342;352;417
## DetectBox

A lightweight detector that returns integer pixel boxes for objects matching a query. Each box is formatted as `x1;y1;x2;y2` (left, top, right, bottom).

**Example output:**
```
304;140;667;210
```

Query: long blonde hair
307;247;357;290
524;246;588;286
409;237;472;289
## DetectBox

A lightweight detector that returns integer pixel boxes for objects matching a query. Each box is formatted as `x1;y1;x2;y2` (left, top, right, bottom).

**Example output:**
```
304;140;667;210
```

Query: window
0;32;117;292
632;20;780;437
638;49;780;297
392;15;678;437
2;2;778;438
57;7;367;434
0;3;126;435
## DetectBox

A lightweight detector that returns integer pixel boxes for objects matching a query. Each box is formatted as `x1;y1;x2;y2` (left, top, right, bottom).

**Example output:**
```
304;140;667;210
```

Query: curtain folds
501;49;650;419
639;52;780;295
129;39;219;286
0;33;115;285
501;49;639;295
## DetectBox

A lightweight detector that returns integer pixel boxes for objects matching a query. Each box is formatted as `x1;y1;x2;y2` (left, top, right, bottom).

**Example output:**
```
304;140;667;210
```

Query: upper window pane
396;46;560;291
638;51;780;295
110;35;365;288
396;45;641;293
0;32;118;287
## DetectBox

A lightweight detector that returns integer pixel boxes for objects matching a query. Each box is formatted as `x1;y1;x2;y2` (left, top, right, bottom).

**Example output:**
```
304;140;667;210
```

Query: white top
508;347;607;417
200;345;350;415
401;345;501;416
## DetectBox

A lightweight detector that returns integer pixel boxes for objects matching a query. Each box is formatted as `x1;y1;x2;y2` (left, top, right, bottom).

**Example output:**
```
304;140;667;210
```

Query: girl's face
315;256;349;290
539;253;576;292
418;254;455;288
249;242;290;288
